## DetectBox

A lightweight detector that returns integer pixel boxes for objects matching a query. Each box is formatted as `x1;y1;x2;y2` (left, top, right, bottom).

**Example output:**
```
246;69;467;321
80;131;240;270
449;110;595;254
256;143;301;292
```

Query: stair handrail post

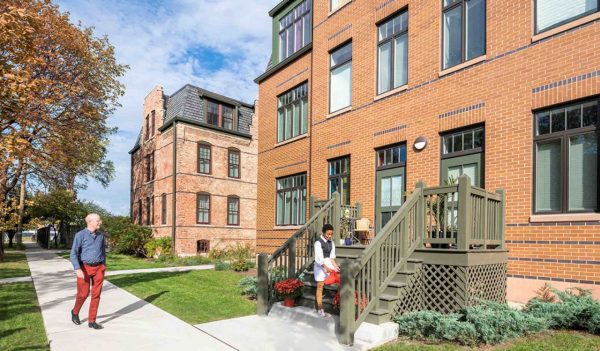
309;196;316;219
333;191;342;245
339;258;355;346
415;180;426;247
495;188;506;249
288;237;296;278
457;174;472;251
257;253;269;315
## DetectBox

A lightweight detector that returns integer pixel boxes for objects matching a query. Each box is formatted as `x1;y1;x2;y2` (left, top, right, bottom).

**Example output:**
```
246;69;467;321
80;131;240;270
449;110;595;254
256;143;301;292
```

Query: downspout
171;121;178;255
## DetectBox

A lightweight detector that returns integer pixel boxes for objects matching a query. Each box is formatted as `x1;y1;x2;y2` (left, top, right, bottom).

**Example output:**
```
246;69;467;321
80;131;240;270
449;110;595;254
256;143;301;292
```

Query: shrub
525;287;600;334
394;311;478;346
214;261;230;271
103;216;152;256
208;242;254;261
232;259;249;272
238;276;257;299
144;237;172;258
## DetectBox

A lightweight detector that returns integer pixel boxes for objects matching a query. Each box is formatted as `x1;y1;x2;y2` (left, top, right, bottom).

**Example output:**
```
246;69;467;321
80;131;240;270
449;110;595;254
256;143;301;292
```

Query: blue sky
54;0;275;215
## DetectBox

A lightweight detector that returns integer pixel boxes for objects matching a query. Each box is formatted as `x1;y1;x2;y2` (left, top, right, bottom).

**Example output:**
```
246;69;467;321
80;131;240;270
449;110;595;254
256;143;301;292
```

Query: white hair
85;213;101;223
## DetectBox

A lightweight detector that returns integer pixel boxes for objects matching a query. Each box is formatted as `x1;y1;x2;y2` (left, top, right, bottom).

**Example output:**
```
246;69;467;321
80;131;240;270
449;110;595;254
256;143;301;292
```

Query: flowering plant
274;278;304;299
332;291;369;313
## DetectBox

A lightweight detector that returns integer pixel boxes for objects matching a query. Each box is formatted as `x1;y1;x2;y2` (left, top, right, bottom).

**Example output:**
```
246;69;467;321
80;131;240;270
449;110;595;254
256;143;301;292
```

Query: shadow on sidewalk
97;291;168;325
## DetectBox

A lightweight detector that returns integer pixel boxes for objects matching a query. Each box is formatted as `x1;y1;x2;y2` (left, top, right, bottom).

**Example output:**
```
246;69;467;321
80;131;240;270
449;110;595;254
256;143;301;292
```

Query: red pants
73;264;105;323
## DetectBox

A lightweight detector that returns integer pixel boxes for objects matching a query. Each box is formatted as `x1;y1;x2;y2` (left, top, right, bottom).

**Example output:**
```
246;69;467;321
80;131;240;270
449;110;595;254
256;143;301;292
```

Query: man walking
69;213;106;329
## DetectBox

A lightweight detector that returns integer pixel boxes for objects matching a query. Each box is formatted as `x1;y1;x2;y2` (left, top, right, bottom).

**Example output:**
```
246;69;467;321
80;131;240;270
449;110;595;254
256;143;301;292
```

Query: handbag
324;271;340;285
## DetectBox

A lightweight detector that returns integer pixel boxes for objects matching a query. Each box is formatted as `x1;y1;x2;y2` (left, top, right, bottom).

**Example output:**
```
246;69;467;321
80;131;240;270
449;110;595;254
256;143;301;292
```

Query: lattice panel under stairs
394;263;507;315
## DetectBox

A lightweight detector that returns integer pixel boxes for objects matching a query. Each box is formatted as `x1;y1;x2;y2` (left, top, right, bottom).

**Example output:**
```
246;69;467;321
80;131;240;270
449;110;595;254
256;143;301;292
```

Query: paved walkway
25;243;234;351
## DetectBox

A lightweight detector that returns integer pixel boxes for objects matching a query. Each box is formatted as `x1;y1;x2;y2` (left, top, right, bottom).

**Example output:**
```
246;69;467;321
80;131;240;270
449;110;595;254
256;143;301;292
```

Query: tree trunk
16;172;26;247
7;230;15;248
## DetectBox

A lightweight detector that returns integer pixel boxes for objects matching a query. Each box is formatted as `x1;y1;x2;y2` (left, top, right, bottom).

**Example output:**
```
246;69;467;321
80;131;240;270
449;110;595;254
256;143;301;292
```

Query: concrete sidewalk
25;243;234;351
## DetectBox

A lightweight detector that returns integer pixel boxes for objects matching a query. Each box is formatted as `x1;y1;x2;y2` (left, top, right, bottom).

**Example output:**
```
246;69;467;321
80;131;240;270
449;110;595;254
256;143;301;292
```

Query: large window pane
569;133;597;211
535;141;562;212
342;176;350;205
466;0;486;61
536;0;597;33
443;5;462;69
381;177;391;207
301;97;308;134
377;42;391;94
330;62;352;112
394;34;408;88
391;175;403;206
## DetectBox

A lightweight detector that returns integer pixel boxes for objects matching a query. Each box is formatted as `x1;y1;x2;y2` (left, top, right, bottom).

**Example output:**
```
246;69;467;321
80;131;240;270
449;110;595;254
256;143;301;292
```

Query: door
376;167;405;233
440;153;483;187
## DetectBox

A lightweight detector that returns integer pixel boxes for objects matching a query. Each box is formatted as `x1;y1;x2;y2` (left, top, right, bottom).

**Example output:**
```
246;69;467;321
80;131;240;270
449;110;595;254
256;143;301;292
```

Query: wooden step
378;293;400;309
365;308;391;325
383;281;407;296
297;294;338;314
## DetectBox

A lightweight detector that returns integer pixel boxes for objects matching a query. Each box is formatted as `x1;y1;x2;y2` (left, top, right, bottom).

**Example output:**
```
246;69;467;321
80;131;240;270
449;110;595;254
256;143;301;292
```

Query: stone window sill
274;134;309;148
327;106;352;119
374;85;408;101
439;55;487;77
532;12;600;43
529;213;600;223
273;225;302;230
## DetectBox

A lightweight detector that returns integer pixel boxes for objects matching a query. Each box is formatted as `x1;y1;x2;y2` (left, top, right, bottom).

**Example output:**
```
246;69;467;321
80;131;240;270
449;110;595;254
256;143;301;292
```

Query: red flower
274;278;304;299
332;291;369;312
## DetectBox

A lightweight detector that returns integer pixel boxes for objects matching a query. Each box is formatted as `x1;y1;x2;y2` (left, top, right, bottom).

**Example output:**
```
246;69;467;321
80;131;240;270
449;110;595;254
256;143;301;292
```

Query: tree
0;0;127;203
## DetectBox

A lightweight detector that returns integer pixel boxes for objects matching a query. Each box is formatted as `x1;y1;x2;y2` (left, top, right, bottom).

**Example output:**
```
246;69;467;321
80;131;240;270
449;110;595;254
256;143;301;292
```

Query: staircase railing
339;182;426;344
257;192;341;315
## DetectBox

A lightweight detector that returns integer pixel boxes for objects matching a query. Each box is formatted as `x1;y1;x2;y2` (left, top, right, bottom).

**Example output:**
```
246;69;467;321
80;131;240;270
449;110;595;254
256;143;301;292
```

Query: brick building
130;85;257;256
255;0;600;302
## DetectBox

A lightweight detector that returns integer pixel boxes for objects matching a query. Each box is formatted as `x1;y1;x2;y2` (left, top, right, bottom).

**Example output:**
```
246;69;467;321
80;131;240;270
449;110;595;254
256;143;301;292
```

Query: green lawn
56;252;213;271
0;251;30;279
372;331;600;351
106;270;255;324
0;282;49;351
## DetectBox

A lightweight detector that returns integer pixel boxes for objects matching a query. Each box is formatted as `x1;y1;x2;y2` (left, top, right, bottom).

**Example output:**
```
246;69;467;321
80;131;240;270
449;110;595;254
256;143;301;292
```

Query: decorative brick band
328;24;352;41
276;68;309;88
273;160;307;170
506;240;600;245
508;257;600;265
507;274;600;286
326;140;351;150
438;102;485;120
507;221;600;227
376;0;395;11
532;69;600;94
373;124;406;137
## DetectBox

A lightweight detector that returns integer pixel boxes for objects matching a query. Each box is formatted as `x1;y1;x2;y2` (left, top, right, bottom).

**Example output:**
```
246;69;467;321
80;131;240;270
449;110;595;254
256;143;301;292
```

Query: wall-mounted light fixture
413;136;428;151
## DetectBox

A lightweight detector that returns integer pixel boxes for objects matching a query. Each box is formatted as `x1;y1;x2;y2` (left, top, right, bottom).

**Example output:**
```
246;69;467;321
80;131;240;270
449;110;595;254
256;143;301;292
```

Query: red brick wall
257;1;600;296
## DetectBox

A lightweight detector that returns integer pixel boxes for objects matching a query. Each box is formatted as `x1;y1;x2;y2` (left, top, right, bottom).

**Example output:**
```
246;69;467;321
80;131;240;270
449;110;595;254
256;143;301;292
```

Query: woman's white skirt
313;258;335;282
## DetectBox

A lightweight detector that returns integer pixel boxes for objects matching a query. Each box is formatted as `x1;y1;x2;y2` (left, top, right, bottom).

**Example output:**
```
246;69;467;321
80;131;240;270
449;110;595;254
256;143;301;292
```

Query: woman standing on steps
313;223;341;317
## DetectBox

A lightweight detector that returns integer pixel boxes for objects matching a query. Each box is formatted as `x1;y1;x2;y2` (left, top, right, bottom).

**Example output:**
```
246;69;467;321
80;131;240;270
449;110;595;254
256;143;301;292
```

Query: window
197;193;210;224
277;82;309;142
534;99;598;213
328;156;350;205
279;0;311;61
146;152;154;182
146;196;151;225
441;126;485;186
377;10;408;94
197;240;210;253
161;193;167;225
276;173;307;226
331;0;351;11
151;110;155;136
377;144;407;169
138;199;142;225
227;196;240;225
442;0;486;70
535;0;598;34
198;143;211;174
330;42;352;113
206;100;236;130
228;149;240;178
145;114;149;141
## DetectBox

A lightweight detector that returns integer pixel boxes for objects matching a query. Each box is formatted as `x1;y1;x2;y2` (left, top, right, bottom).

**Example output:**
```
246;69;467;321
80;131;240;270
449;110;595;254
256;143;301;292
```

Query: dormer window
279;0;311;61
206;100;236;130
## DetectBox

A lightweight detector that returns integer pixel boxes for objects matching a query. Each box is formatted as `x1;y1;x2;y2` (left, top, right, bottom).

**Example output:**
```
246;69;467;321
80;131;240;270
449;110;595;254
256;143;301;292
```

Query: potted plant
274;278;304;307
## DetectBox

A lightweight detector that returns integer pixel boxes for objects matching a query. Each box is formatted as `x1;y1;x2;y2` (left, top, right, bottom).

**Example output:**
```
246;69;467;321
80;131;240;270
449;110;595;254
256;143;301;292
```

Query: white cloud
55;0;277;215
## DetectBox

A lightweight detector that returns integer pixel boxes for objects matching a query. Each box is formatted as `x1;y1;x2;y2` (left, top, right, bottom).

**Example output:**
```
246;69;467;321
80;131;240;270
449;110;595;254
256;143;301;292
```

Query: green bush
232;259;249;272
214;261;231;271
238;276;257;299
103;216;152;256
208;242;254;261
144;236;172;258
526;288;600;334
394;311;478;346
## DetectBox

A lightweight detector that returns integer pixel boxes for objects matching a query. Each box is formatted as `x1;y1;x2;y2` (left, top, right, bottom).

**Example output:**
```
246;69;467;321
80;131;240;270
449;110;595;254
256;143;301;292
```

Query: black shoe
71;310;81;325
88;322;104;329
